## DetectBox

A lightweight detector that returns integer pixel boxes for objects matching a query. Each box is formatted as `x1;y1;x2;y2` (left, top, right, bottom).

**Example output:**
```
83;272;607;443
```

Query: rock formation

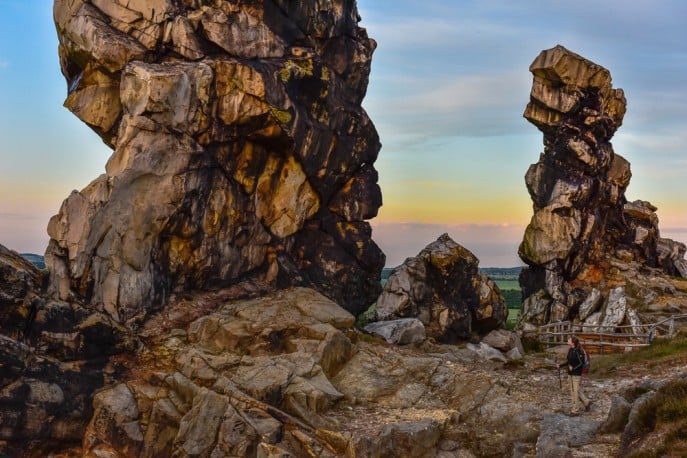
518;45;687;329
372;234;507;342
0;246;134;456
6;9;687;456
48;0;384;322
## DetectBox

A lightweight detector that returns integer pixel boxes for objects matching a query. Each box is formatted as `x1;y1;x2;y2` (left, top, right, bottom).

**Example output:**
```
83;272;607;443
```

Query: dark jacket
565;347;585;376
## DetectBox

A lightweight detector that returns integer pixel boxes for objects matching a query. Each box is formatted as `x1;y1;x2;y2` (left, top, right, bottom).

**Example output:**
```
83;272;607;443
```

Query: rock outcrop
518;45;687;329
48;0;384;322
0;246;135;456
0;245;44;338
372;234;507;342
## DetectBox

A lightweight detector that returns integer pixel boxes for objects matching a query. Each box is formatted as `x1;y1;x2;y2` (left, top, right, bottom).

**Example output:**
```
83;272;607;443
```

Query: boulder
599;395;632;434
518;46;687;330
466;342;507;362
481;329;525;355
364;318;426;345
373;234;507;342
535;413;600;458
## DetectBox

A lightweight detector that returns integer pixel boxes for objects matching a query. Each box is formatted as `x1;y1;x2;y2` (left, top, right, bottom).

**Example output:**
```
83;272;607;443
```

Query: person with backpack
556;335;591;415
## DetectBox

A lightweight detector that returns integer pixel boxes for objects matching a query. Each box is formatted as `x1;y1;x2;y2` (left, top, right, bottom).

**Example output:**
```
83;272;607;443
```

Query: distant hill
20;253;46;270
479;267;523;277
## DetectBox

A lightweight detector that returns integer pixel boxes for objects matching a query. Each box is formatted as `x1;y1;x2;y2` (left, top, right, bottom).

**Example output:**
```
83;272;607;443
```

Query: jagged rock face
1;247;136;456
518;46;687;328
373;233;507;342
48;0;384;322
0;246;44;339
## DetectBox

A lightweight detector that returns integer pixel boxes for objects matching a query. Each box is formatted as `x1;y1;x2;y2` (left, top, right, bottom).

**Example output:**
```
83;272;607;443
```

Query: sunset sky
1;0;686;267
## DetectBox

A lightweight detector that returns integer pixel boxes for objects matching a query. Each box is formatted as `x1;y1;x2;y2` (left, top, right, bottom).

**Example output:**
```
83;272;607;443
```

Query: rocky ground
71;286;687;457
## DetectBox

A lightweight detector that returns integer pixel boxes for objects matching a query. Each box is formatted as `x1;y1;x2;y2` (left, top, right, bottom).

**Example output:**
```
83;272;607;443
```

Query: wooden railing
534;314;687;354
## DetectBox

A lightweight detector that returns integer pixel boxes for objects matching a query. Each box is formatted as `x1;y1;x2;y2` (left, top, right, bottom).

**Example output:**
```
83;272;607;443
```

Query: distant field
507;308;520;321
480;267;523;277
492;279;520;290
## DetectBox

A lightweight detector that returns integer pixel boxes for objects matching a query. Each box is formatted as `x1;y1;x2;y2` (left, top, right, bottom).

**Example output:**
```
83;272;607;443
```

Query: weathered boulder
481;329;525;355
373;233;507;342
518;45;687;330
599;395;632;434
535;413;600;458
48;0;385;323
466;342;507;362
364;318;426;345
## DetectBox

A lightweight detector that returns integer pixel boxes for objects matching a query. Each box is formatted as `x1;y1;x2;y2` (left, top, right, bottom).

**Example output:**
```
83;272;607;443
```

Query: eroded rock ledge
48;0;385;323
518;45;687;330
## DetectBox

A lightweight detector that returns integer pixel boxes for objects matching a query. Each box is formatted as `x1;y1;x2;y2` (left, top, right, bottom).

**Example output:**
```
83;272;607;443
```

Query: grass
493;279;521;290
584;329;687;456
355;304;376;328
626;379;687;457
506;308;520;330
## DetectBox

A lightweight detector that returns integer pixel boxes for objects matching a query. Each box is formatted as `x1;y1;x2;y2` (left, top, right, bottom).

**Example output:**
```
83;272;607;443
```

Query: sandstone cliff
48;0;385;322
518;45;687;330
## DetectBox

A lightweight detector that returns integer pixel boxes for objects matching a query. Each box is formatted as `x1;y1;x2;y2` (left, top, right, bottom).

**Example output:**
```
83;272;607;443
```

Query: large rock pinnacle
48;0;385;321
518;45;687;329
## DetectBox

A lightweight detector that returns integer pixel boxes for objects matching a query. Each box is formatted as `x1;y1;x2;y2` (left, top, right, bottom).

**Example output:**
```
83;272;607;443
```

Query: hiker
557;335;591;415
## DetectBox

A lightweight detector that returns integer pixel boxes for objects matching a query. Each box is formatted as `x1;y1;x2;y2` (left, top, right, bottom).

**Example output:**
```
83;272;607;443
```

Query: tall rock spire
48;0;385;321
519;45;686;329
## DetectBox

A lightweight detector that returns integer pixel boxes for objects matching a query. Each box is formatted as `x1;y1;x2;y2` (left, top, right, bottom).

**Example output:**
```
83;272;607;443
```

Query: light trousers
568;375;589;413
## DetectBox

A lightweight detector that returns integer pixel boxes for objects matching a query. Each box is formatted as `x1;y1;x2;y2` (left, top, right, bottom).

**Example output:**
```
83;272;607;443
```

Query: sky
1;1;686;267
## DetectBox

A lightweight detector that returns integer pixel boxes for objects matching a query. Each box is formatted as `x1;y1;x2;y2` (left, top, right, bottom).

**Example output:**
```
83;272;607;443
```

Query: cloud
366;70;531;139
0;60;9;69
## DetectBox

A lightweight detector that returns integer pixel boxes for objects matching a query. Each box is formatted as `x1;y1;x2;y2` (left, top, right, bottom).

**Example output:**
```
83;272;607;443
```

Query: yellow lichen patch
279;58;315;81
335;222;358;237
269;106;292;124
320;66;330;81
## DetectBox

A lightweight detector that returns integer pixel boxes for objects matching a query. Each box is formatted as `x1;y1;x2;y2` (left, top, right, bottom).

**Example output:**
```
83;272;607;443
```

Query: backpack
579;347;591;375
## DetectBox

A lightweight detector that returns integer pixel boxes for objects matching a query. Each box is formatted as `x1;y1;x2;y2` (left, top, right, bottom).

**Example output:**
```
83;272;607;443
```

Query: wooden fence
534;314;687;354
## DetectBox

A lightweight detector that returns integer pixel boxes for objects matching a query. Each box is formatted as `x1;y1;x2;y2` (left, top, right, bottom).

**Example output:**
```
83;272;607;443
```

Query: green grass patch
493;279;521;290
355;304;376;328
627;380;687;457
506;308;520;330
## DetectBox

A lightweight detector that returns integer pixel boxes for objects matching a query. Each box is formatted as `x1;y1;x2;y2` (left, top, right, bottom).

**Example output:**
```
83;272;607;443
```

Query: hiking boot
569;411;580;416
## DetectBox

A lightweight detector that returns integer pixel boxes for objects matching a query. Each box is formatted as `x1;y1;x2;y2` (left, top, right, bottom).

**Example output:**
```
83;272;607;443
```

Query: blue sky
1;1;686;267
